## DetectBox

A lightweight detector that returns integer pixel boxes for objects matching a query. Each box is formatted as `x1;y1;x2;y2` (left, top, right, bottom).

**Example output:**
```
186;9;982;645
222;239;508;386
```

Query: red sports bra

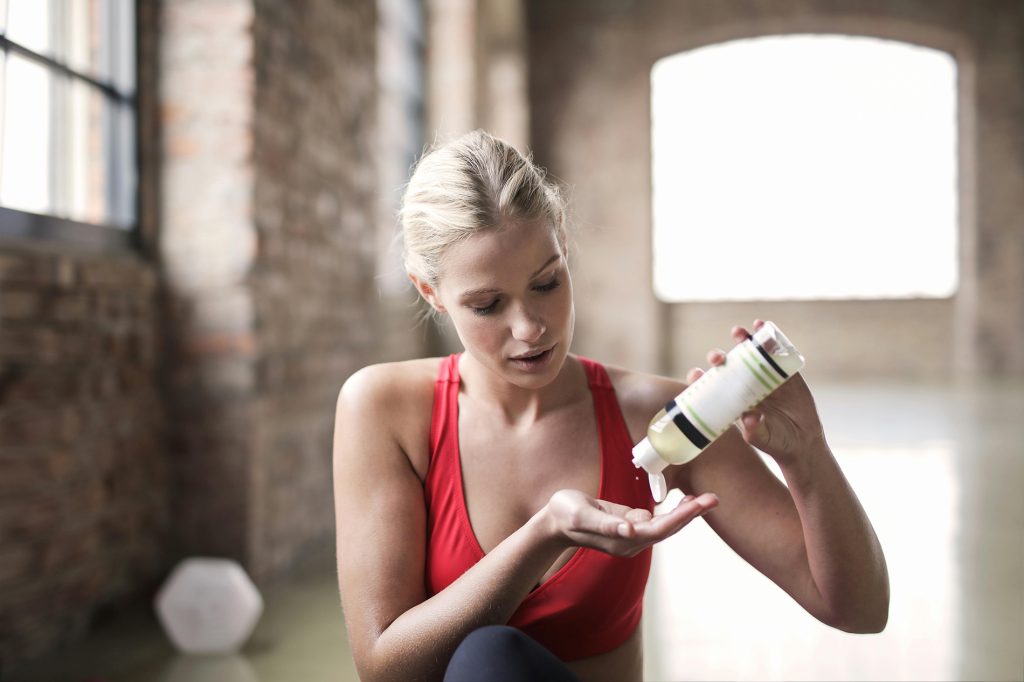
424;353;654;661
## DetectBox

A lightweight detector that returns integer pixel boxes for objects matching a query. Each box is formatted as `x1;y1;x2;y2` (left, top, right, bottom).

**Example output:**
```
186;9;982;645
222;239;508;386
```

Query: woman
333;130;889;682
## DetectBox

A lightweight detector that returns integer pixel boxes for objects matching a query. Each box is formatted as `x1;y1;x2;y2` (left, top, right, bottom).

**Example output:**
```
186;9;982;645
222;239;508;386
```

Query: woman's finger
731;325;751;342
633;493;719;540
740;410;763;429
706;349;726;366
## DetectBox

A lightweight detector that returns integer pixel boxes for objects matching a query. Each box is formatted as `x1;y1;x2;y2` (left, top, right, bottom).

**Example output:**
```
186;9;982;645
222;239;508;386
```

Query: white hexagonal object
155;557;264;654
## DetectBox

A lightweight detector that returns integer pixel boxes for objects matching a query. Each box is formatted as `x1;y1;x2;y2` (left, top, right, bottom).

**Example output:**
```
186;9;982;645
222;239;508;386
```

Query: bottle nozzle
632;438;670;503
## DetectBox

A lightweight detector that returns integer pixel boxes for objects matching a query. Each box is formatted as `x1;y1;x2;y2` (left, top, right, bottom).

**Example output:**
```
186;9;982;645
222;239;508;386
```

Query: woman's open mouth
509;346;555;372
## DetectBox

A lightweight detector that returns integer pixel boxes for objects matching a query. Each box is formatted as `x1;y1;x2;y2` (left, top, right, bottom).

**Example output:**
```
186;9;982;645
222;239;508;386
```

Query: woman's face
431;219;574;389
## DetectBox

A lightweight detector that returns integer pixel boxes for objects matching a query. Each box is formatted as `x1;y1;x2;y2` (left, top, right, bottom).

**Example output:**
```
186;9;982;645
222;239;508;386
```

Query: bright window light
651;35;958;301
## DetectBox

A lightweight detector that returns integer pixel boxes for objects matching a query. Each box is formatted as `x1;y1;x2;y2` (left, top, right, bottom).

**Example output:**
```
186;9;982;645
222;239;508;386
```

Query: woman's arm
669;322;889;633
334;364;717;682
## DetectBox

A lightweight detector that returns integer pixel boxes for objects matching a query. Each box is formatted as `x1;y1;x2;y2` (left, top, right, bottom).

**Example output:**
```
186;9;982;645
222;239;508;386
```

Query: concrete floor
4;380;1023;682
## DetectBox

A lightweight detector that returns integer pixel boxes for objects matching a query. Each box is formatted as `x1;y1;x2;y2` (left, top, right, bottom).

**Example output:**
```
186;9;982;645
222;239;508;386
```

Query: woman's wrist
777;435;833;488
530;501;573;554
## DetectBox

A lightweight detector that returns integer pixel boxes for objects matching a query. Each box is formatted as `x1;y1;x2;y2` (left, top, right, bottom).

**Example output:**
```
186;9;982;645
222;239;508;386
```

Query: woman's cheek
464;313;504;349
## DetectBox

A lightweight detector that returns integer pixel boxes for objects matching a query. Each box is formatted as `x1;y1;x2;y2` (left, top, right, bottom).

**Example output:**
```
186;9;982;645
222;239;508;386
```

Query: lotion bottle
632;321;805;502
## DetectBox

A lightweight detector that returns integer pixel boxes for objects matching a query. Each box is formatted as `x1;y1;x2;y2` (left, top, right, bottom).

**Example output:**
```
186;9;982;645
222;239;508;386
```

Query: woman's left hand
689;319;827;465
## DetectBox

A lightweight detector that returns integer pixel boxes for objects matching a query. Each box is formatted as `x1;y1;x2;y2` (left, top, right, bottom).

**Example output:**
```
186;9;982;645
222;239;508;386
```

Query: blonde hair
399;130;567;286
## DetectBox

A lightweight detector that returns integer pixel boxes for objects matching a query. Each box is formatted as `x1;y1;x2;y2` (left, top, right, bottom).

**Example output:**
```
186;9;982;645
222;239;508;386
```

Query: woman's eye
471;300;499;316
535;277;561;293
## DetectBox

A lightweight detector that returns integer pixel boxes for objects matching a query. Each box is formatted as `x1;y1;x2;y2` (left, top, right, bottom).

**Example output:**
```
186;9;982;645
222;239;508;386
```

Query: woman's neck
457;352;587;428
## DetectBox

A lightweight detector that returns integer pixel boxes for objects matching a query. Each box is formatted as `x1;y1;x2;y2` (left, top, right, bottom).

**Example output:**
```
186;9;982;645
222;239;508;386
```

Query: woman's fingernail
618;523;631;537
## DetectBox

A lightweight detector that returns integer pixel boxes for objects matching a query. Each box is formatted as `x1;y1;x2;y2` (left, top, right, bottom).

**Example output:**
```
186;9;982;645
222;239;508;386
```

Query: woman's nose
511;305;546;343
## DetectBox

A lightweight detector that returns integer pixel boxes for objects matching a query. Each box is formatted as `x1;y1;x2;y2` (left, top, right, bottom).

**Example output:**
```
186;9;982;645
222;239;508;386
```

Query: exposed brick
0;290;43;320
0;0;426;667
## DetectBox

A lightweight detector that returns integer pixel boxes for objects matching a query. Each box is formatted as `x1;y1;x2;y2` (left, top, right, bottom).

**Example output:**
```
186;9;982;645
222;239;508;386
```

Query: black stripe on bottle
666;400;711;449
754;342;788;379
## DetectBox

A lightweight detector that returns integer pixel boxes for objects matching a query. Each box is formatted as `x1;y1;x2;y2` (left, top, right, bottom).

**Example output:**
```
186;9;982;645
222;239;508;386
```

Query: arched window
651;35;958;301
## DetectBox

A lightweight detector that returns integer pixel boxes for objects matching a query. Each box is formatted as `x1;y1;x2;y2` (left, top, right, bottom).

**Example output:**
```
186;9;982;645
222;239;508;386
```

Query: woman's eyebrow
459;286;501;301
531;253;561;278
458;254;561;301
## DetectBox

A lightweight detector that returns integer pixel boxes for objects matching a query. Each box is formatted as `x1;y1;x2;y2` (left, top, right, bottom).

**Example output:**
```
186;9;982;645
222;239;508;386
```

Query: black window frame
0;1;139;253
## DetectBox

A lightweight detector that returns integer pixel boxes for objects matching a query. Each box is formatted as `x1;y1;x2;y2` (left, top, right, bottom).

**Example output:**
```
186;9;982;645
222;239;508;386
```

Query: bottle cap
632;438;669;503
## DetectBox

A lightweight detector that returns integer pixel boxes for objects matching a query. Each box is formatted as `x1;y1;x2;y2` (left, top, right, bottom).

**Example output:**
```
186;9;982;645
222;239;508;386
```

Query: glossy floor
6;380;1023;682
644;379;1024;681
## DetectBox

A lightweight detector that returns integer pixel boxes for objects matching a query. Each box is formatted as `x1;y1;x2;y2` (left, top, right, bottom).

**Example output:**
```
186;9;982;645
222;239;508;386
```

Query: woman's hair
399;130;567;286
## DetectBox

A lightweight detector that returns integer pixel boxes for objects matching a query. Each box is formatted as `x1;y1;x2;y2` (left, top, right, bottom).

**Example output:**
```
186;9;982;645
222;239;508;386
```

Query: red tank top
425;354;654;661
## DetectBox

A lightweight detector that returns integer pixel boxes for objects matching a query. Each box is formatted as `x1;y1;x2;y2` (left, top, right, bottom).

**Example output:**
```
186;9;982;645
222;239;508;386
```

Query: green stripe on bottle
739;350;775;391
683;402;718;439
740;344;782;386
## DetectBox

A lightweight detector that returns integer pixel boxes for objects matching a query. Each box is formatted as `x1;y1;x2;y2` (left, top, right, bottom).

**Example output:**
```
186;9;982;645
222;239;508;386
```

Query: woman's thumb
740;411;765;441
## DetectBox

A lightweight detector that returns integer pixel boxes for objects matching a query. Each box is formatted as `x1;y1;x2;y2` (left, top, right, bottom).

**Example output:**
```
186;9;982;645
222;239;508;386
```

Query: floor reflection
642;380;1024;682
157;654;259;682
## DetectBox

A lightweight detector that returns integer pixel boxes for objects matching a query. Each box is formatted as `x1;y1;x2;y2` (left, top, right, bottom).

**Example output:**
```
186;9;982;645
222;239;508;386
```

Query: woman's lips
509;346;555;372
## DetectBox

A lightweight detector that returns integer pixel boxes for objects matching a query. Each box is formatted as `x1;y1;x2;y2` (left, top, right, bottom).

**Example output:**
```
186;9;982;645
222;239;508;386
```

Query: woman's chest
457;402;602;553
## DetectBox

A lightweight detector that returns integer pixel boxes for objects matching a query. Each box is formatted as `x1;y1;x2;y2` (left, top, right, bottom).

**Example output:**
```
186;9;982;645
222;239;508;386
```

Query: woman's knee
459;625;526;653
445;625;579;682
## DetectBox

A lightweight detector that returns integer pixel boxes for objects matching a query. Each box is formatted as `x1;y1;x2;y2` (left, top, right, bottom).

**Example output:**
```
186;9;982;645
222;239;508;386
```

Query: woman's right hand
543;489;719;558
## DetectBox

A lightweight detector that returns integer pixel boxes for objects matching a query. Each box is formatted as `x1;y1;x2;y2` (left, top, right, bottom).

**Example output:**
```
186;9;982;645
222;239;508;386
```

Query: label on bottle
677;338;790;443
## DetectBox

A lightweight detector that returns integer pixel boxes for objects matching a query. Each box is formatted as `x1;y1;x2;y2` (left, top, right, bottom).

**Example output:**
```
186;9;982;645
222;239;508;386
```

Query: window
651;35;958;301
0;0;136;246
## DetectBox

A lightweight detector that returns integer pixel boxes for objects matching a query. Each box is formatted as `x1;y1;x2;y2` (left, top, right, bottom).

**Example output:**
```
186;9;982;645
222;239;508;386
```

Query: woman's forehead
441;221;562;287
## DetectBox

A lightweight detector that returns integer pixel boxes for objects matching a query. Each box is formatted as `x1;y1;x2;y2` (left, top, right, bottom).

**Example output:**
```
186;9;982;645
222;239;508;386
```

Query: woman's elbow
828;592;890;634
836;607;888;634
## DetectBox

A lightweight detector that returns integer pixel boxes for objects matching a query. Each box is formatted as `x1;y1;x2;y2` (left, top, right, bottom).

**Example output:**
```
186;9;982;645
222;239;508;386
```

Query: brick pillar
159;0;257;563
160;0;394;581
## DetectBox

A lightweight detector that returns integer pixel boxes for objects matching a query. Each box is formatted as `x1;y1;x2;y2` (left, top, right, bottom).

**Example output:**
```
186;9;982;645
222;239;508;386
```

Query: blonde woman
333;130;888;682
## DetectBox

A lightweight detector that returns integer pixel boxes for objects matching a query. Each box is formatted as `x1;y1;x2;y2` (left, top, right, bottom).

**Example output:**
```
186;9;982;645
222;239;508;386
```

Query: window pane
1;53;52;215
112;0;135;95
5;0;51;57
66;78;108;224
63;84;135;228
111;100;135;228
66;0;101;81
64;0;135;95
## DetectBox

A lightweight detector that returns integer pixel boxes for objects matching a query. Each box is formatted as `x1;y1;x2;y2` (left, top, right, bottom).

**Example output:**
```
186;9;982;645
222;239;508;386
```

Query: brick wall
0;246;169;662
159;0;397;581
527;0;1024;381
247;0;383;580
0;1;169;665
0;0;425;666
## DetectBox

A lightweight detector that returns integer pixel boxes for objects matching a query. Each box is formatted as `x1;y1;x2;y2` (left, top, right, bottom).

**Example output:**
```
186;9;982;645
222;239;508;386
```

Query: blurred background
0;0;1021;681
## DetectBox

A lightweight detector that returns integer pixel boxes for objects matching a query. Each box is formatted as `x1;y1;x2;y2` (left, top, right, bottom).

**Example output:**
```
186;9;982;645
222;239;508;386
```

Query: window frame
0;2;139;252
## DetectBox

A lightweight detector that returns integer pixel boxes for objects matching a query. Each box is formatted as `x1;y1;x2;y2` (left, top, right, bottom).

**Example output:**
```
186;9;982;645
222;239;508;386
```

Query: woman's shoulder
336;357;448;479
592;359;688;440
338;356;446;411
598;361;686;405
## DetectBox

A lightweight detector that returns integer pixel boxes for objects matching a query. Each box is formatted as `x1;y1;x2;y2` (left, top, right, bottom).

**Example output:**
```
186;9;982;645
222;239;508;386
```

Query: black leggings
444;625;582;682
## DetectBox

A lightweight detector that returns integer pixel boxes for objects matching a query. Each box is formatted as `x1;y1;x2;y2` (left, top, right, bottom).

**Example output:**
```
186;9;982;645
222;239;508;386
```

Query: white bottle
632;321;805;502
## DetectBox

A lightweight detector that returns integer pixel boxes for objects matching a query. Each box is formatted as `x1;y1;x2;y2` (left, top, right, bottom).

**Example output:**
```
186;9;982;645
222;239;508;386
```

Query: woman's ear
408;274;446;313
